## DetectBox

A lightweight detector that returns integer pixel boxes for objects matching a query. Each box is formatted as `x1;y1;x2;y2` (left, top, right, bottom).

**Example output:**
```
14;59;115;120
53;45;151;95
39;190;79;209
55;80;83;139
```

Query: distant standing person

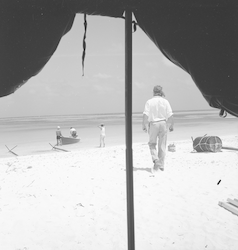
56;126;62;146
142;85;174;173
98;124;106;147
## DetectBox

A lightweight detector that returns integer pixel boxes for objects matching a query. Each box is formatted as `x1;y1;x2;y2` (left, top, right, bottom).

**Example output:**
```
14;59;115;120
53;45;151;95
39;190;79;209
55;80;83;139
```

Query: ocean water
0;110;237;156
0;109;236;130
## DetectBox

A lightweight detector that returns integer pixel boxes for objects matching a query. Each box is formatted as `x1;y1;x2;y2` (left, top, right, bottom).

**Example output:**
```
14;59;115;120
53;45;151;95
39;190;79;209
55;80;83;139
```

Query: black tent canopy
1;0;238;116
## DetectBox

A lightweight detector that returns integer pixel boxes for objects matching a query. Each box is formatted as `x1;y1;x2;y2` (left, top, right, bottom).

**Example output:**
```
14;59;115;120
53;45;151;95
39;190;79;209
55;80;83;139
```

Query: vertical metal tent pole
125;9;135;250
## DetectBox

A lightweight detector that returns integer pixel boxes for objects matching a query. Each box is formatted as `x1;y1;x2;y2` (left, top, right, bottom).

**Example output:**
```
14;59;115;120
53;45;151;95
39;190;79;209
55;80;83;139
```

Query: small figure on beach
142;85;174;173
98;124;106;147
56;126;62;146
70;127;78;138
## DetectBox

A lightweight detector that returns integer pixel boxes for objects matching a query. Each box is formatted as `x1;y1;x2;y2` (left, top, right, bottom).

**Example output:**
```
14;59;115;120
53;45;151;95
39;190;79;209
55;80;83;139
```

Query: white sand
0;136;238;250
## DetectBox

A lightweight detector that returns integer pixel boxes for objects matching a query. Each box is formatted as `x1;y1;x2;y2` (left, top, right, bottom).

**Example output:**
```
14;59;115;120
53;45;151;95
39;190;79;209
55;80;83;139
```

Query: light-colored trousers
148;121;167;167
100;134;105;146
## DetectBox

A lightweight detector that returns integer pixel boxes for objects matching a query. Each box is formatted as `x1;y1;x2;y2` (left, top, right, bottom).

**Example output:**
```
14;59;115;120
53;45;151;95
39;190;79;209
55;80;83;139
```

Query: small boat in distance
61;136;80;145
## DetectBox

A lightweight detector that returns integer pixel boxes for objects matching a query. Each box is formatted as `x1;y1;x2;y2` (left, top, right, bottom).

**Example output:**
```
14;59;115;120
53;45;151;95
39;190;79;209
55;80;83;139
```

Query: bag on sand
168;143;176;152
193;135;222;152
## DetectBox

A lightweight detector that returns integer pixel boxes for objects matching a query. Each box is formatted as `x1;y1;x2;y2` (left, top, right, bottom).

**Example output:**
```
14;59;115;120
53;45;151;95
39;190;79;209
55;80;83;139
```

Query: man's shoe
154;160;164;171
150;166;159;176
154;160;160;170
159;166;164;171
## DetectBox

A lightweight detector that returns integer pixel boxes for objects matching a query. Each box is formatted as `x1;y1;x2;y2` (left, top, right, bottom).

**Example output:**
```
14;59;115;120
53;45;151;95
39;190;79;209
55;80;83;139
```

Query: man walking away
142;85;174;173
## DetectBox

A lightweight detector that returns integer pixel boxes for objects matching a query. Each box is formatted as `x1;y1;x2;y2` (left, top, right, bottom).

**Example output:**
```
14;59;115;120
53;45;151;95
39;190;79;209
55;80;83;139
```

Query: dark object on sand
49;143;69;152
168;143;176;152
5;145;18;156
222;146;238;151
192;135;222;152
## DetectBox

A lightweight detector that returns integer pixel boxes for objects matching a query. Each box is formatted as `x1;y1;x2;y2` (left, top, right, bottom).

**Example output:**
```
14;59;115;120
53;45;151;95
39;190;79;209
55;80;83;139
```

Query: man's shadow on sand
133;167;151;173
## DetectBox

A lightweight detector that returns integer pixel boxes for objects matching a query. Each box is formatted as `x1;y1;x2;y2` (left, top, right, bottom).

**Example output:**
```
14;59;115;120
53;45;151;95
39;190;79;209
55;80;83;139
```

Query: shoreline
1;134;237;160
0;111;237;158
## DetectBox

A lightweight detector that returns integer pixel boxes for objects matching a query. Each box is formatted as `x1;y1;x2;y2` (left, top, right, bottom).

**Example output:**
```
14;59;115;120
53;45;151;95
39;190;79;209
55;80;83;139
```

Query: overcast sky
0;14;213;118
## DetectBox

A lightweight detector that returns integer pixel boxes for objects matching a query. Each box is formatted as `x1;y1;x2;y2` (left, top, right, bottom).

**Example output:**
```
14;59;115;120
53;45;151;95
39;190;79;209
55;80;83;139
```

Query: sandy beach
0;133;238;249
